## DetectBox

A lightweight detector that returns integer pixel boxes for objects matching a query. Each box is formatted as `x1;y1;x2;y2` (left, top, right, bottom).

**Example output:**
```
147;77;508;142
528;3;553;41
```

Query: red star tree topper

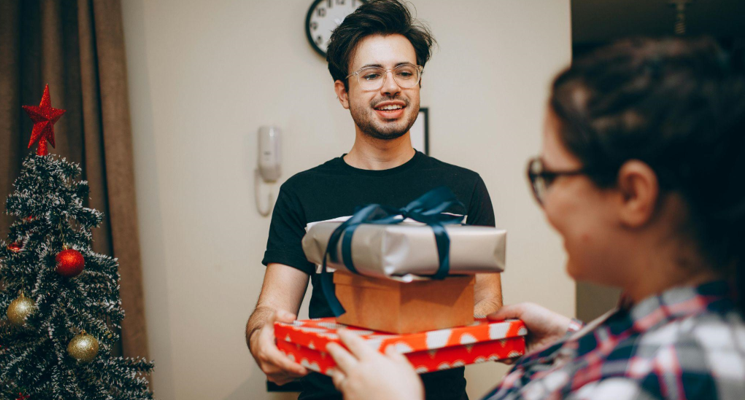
22;84;66;156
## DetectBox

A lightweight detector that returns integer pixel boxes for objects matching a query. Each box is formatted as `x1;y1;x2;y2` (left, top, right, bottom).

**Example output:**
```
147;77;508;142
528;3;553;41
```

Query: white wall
121;1;573;399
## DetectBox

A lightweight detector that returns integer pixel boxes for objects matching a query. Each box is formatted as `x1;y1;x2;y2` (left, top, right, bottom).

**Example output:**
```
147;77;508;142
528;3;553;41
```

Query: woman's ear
616;160;660;228
334;80;350;109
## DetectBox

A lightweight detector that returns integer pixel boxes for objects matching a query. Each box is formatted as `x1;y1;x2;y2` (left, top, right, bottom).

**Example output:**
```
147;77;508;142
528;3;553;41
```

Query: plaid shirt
483;281;744;400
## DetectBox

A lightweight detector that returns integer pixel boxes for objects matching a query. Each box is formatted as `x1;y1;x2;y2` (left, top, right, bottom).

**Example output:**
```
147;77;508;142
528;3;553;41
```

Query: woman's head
541;37;743;300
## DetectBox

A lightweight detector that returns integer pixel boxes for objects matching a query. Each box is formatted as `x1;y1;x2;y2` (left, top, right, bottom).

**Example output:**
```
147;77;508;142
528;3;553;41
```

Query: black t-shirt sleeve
465;175;496;227
261;184;315;274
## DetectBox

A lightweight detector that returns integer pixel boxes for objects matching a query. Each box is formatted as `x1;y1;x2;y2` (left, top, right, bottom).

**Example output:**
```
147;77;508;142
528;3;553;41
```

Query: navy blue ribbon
320;187;465;316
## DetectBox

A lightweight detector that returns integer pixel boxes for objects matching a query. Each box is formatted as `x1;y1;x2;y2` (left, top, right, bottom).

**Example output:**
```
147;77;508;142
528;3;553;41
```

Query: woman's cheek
542;193;568;235
564;234;592;280
543;197;595;280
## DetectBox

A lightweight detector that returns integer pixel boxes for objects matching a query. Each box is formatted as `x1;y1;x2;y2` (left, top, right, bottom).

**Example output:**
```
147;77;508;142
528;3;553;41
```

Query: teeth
378;105;403;111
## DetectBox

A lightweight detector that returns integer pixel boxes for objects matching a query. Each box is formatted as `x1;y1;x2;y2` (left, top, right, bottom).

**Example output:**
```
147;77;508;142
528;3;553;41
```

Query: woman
325;37;745;400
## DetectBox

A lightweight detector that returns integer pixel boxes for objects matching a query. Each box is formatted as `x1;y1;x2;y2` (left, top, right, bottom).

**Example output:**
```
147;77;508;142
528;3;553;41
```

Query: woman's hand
326;329;424;400
488;303;574;355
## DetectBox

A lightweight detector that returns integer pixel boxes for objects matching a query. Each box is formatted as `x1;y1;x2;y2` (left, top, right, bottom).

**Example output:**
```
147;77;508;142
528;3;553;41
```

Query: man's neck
344;131;416;170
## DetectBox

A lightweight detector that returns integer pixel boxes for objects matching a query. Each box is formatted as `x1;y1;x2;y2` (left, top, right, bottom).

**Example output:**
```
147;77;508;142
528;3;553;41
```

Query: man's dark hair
326;0;435;90
550;37;745;314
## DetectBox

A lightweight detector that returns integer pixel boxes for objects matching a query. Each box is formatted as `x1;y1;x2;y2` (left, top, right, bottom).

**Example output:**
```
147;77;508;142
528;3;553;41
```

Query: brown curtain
0;0;149;361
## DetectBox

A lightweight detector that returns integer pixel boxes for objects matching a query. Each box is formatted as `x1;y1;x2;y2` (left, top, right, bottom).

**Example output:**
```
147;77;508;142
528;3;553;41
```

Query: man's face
337;34;421;140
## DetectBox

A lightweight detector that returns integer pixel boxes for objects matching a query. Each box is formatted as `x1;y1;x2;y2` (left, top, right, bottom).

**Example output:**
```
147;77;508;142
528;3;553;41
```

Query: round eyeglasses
346;63;423;91
526;157;589;206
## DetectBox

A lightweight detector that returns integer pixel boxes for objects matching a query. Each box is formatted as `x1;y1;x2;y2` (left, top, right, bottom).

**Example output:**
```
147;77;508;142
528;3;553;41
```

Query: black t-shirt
262;151;495;400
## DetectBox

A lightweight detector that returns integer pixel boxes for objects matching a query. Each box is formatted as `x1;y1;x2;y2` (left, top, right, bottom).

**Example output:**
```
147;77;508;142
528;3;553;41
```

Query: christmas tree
0;85;154;399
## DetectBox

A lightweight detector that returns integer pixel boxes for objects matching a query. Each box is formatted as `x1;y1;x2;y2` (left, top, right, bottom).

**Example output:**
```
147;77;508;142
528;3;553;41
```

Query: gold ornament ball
67;333;99;363
7;294;36;326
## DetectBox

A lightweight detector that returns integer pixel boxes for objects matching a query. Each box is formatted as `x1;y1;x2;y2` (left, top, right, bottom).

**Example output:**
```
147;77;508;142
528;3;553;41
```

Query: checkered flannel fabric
483;281;744;400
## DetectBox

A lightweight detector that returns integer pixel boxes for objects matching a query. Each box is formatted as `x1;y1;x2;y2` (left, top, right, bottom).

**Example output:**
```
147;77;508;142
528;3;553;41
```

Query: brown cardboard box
333;271;475;334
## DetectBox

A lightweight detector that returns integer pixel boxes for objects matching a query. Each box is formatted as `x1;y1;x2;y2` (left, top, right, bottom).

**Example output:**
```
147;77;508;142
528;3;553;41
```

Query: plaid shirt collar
519;280;735;366
616;280;733;334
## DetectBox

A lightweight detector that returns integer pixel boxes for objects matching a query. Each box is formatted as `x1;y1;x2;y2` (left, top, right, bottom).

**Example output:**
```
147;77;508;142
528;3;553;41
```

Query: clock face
306;0;364;57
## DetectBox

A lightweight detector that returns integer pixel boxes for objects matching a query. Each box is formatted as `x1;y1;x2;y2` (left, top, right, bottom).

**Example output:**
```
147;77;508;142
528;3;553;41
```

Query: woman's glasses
526;157;589;206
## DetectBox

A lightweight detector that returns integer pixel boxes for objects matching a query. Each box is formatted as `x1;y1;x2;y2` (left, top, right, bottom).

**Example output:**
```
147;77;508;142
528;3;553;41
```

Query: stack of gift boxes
274;190;527;375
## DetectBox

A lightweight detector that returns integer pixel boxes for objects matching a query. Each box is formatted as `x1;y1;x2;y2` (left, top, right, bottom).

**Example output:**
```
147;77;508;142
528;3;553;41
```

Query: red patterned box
275;317;526;375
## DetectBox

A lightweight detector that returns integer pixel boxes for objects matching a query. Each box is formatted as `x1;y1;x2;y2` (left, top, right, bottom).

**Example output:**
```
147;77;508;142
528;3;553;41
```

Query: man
246;1;503;399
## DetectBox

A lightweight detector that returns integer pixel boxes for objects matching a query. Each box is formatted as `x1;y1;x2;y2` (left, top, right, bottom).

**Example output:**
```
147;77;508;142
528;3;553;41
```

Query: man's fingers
327;342;358;373
274;355;308;376
258;327;308;376
275;310;297;324
267;374;295;386
487;303;525;321
265;344;308;376
338;329;376;360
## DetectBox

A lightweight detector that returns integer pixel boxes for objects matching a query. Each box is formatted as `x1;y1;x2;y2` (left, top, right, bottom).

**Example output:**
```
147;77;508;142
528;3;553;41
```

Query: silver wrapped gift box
302;221;506;282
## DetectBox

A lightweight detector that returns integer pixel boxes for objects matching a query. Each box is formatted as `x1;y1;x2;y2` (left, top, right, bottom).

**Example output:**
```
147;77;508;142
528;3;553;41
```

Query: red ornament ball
8;242;22;253
55;249;85;277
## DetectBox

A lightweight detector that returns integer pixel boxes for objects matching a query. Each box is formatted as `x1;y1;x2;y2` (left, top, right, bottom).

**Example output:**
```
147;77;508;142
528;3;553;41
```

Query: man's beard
350;98;418;141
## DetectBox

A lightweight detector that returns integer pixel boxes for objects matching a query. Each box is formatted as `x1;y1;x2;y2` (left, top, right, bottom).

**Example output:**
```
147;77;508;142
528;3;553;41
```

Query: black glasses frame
526;157;589;205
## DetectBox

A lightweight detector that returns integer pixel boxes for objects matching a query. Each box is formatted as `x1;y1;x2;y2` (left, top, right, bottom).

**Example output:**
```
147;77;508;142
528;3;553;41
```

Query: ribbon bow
320;187;465;316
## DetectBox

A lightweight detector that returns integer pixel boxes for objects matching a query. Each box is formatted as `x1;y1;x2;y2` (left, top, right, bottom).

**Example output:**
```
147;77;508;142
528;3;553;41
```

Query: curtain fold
0;0;149;362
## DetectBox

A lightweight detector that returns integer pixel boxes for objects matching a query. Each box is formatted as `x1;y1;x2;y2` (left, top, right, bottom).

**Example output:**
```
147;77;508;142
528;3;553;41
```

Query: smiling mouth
374;104;405;111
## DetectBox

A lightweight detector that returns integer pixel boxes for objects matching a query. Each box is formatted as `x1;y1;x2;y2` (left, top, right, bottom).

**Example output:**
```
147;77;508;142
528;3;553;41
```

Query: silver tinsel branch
1;154;154;399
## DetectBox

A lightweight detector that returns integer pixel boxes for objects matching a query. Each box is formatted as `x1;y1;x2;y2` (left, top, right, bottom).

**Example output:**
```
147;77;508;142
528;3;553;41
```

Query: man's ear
615;160;659;228
334;80;350;109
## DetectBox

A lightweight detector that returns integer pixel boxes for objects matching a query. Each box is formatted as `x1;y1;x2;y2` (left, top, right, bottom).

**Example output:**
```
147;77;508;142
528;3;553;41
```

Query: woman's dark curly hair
550;37;744;314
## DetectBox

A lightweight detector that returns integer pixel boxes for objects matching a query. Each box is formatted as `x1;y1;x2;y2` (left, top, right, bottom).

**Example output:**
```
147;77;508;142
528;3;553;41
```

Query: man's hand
247;308;308;385
326;329;424;400
247;263;310;385
488;303;572;356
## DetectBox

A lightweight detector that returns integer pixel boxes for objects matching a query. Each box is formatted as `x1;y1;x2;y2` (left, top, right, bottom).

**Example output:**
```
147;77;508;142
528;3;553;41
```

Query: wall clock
306;0;365;57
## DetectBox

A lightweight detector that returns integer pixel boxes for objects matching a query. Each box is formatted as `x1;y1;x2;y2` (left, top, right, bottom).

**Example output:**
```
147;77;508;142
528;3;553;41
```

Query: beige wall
121;1;573;399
